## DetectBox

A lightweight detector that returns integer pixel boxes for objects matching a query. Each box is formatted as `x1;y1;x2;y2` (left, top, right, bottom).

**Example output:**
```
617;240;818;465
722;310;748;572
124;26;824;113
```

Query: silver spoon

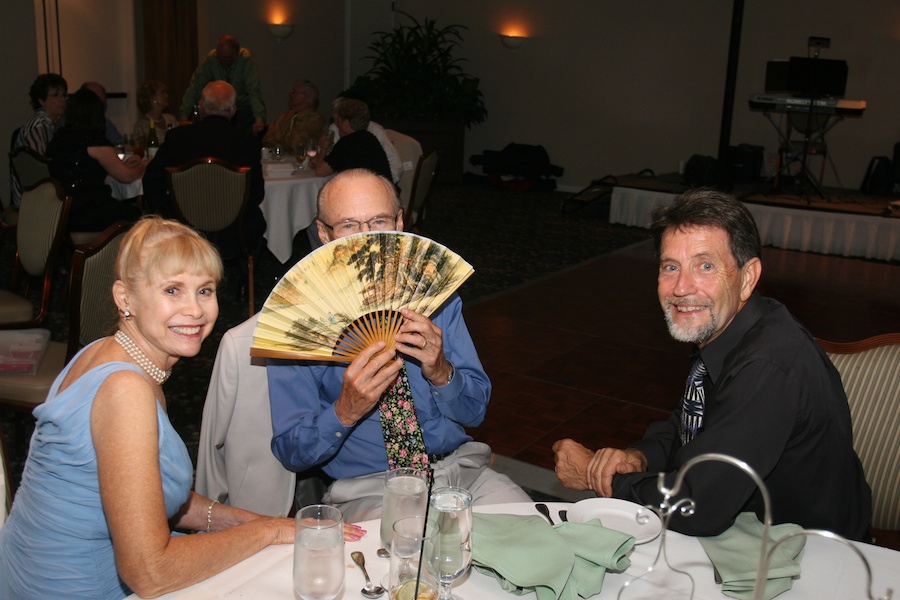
351;551;386;598
376;547;390;559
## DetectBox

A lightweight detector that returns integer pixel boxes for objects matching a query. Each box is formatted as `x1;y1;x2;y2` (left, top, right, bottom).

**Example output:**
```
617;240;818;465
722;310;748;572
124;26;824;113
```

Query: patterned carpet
1;179;650;490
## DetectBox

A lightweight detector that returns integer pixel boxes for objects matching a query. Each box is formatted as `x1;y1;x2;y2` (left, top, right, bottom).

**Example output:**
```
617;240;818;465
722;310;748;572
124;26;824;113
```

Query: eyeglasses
320;214;398;235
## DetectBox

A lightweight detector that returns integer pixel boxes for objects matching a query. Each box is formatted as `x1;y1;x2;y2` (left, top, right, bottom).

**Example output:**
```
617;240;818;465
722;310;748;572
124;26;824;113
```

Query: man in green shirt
179;34;266;134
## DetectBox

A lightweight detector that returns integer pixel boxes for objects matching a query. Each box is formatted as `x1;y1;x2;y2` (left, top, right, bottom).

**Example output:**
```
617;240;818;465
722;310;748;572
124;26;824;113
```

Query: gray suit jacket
195;314;296;516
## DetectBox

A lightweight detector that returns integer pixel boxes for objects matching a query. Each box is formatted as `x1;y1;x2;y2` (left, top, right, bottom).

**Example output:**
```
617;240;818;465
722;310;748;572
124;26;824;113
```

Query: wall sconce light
499;34;525;50
269;23;294;43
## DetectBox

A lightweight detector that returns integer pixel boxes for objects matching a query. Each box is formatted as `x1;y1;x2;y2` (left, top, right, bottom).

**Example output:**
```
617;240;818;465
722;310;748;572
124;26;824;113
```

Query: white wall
0;3;39;205
201;1;345;123
3;1;899;200
386;0;900;191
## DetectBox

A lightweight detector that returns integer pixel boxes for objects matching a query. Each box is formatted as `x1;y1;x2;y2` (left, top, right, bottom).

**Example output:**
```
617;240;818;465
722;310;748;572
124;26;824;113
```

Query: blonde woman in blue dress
0;218;364;599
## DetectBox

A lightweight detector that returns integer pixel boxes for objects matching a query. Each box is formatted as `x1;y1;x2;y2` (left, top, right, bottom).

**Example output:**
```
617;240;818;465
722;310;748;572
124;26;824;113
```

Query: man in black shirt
552;189;872;541
311;98;392;182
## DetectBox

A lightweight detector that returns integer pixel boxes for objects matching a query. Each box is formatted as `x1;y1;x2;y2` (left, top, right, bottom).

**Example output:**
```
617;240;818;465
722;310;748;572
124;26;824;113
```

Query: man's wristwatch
430;361;454;386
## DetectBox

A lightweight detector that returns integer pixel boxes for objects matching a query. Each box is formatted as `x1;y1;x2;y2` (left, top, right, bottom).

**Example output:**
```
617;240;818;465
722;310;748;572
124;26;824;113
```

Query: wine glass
306;139;319;161
388;516;440;600
293;504;344;600
426;487;473;600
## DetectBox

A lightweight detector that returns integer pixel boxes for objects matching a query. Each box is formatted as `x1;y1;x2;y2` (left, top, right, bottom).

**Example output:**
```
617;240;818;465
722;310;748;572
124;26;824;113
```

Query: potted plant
342;12;487;182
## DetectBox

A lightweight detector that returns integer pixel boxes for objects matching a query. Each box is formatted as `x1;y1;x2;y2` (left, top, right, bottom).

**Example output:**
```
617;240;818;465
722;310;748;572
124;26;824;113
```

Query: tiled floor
466;239;900;543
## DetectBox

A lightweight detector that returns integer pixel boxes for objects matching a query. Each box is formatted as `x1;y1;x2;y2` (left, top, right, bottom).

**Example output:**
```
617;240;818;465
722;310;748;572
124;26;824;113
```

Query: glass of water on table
381;467;429;548
294;504;344;600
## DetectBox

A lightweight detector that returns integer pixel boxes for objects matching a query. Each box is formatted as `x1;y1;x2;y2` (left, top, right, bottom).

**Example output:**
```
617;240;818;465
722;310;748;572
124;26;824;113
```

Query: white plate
568;498;662;544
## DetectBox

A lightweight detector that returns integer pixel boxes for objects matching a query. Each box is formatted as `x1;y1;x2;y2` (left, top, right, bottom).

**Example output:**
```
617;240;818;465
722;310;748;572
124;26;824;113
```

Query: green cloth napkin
471;513;635;600
697;512;806;600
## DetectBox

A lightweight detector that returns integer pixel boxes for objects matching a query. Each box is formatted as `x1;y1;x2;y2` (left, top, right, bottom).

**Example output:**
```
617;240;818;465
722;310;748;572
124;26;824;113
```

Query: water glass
428;487;473;600
388;516;440;600
381;467;429;548
293;504;344;600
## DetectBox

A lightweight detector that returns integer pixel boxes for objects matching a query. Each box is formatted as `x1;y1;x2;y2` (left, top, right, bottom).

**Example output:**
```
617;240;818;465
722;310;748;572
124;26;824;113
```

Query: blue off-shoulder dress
0;347;193;599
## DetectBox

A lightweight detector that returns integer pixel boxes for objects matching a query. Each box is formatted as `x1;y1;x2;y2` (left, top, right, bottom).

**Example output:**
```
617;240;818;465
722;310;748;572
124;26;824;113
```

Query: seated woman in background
133;79;179;147
46;88;144;232
10;72;68;207
0;218;364;599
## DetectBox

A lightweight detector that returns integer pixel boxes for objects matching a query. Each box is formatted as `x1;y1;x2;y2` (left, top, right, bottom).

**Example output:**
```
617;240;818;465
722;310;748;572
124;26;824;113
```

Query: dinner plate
568;498;662;544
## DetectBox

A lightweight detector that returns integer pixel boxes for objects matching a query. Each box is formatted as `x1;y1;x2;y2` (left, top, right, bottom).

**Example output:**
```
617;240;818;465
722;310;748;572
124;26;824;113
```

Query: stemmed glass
305;139;319;168
426;487;473;600
293;504;344;600
388;516;440;600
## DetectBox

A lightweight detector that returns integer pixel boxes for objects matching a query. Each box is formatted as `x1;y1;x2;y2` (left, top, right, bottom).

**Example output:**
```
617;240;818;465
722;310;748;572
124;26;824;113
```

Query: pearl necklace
114;330;172;385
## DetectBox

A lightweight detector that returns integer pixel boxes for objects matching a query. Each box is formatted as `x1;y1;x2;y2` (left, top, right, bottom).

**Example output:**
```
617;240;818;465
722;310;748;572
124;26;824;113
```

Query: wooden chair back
0;180;71;329
165;157;251;233
818;333;900;531
66;221;131;362
405;150;439;231
385;129;423;213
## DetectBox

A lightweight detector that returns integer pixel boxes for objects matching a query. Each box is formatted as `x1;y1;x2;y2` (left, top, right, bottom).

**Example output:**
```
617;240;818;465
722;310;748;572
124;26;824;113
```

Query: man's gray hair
200;81;237;117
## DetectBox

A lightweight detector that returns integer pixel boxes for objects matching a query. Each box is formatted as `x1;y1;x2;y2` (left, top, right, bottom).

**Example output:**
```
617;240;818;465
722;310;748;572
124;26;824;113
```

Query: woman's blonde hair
116;216;223;290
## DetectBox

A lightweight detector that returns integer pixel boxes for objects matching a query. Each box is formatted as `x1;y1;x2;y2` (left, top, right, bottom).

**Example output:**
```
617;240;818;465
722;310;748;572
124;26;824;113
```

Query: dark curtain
142;0;198;119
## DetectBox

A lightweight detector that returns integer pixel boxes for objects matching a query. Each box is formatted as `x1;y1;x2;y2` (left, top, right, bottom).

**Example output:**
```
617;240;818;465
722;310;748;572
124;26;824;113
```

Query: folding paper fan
250;231;474;362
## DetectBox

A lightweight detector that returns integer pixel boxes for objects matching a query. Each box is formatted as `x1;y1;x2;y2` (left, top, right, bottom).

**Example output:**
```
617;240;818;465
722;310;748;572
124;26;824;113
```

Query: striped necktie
379;364;429;470
680;357;708;445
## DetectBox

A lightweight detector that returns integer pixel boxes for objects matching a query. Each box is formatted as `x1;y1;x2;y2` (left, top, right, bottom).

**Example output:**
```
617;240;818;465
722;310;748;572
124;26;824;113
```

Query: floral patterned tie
680;357;708;445
379;364;429;470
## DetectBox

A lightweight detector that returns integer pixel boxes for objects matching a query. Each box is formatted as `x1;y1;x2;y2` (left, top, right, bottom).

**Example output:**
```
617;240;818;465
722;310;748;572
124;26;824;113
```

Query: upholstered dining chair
0;180;71;328
66;220;131;362
384;129;423;214
405;150;439;232
817;334;900;534
166;157;254;317
9;147;52;198
1;419;10;524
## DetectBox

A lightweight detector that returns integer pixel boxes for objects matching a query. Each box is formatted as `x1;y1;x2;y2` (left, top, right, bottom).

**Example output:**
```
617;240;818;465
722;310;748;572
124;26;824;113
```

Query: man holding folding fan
266;169;530;521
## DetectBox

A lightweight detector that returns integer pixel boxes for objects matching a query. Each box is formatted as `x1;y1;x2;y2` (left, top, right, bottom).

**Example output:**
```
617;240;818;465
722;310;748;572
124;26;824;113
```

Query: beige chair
9;147;52;200
0;180;71;328
196;314;298;516
166;157;254;317
66;221;131;362
818;334;900;533
385;129;423;214
405;150;439;232
1;419;10;525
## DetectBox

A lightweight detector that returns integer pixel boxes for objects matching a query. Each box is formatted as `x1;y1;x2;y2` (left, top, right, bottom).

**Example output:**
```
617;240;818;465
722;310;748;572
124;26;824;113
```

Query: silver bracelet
206;500;219;533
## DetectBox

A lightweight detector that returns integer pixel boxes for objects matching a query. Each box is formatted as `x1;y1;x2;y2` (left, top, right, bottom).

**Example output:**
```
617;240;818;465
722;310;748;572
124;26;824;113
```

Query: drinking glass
306;139;319;162
426;487;473;600
123;133;134;159
274;144;284;160
293;504;344;600
388;516;440;600
381;467;429;548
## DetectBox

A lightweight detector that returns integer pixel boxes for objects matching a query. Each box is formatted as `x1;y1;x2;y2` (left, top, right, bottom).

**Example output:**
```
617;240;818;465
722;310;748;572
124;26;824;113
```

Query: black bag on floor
860;156;894;195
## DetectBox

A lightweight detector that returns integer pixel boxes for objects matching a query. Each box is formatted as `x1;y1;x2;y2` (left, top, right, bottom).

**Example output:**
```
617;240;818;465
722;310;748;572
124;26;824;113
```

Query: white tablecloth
107;176;143;201
261;164;331;263
129;501;899;599
610;186;900;261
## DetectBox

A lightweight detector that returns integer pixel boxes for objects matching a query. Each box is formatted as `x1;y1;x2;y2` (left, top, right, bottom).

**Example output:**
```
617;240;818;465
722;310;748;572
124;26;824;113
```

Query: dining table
107;159;330;265
127;501;899;599
260;159;332;264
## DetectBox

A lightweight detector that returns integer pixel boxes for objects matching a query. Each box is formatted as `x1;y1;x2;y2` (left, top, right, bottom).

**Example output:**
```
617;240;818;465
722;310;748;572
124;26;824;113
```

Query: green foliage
342;12;487;128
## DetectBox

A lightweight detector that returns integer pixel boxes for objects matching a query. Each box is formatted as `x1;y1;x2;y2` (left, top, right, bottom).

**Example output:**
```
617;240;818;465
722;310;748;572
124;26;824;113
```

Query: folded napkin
471;513;635;600
264;162;296;176
697;512;806;600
